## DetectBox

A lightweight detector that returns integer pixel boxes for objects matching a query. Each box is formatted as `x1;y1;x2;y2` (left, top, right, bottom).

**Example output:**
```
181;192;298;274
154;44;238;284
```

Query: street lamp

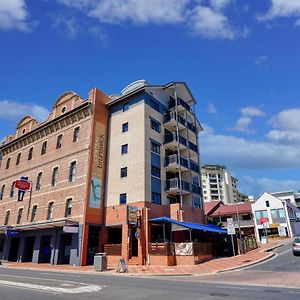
234;200;243;254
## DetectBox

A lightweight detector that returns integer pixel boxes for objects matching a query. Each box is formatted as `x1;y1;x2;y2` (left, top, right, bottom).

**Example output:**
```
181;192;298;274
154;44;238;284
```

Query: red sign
260;217;269;225
15;180;31;191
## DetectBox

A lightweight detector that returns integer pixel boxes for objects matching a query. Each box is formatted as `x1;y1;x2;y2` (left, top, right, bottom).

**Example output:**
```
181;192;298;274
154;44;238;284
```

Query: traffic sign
227;218;236;235
15;179;31;191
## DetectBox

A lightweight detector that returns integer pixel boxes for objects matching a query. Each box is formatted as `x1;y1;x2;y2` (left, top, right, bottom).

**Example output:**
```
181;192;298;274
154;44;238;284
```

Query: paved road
0;242;299;299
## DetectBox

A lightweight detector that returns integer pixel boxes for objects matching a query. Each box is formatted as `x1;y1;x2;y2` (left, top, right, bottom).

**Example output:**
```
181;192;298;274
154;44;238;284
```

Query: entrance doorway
87;226;101;265
130;227;138;258
39;235;52;263
8;237;20;262
23;236;35;262
58;234;72;264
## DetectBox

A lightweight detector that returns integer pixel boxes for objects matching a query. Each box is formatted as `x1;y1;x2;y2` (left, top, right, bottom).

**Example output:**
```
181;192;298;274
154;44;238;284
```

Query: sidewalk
1;240;286;277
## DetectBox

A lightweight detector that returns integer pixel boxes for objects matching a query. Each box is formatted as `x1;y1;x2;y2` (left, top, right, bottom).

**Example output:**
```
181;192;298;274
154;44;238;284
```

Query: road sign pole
231;234;235;256
26;181;33;221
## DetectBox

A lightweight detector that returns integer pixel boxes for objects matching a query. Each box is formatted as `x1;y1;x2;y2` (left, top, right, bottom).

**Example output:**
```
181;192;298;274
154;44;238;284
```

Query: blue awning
150;216;226;234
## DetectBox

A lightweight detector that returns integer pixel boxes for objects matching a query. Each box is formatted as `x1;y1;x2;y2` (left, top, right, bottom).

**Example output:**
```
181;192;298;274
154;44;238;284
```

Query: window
151;166;161;178
150;100;159;112
17;208;23;224
73;127;80;142
120;193;127;204
56;134;62;149
151;192;161;205
6;157;11;169
47;202;54;220
65;199;72;217
28;147;33;160
266;200;270;208
51;167;59;187
4;211;10;225
16;153;21;165
150;118;161;133
41;141;47;155
123;102;129;112
122;122;128;133
31;205;37;222
121;144;128;154
0;184;5;200
36;172;42;191
10;181;15;198
278;208;286;223
120;167;128;178
69;161;76;182
151;141;160;155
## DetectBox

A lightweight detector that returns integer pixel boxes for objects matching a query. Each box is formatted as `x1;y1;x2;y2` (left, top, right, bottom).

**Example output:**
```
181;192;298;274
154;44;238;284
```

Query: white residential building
252;192;300;241
201;164;247;204
271;190;300;208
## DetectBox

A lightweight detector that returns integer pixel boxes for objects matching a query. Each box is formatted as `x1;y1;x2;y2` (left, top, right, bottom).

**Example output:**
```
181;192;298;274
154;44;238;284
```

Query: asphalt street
0;242;299;300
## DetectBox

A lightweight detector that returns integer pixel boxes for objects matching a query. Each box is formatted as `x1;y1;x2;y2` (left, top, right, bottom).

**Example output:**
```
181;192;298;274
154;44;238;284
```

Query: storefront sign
89;122;105;209
270;223;280;228
63;226;79;233
5;230;20;237
175;242;193;256
127;206;138;225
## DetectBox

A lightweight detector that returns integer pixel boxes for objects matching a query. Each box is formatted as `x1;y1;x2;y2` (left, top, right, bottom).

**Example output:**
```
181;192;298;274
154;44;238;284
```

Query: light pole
234;200;243;254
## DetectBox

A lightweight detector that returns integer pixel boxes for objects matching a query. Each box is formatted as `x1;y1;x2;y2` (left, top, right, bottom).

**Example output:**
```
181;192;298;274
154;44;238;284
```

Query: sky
0;0;300;197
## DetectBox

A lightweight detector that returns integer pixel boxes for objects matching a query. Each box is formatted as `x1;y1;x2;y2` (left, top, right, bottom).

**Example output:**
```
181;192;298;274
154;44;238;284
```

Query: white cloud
210;0;231;11
232;117;254;133
254;56;268;67
207;101;217;114
240;176;300;197
57;0;97;10
0;0;32;31
0;100;50;122
240;106;265;117
51;14;78;39
259;0;300;25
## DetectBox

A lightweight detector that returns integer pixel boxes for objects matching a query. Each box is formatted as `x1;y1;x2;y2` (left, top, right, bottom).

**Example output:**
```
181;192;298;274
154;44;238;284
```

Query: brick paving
1;242;281;276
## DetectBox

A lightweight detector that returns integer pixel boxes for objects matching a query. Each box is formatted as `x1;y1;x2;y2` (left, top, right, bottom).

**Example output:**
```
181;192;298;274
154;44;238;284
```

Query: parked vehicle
292;237;300;256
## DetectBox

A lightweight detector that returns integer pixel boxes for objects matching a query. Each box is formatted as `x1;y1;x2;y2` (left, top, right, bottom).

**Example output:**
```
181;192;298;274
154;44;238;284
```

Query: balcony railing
166;178;190;192
192;184;201;195
165;154;189;169
169;97;191;112
190;160;200;173
164;133;187;147
163;112;186;127
189;141;198;153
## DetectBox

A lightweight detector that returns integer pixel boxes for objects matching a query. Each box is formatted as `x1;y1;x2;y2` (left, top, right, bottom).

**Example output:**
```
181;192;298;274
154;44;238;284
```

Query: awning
149;216;227;234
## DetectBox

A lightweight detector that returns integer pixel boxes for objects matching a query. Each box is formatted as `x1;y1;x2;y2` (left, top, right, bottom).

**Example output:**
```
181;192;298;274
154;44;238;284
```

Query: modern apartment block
201;164;247;204
0;80;207;266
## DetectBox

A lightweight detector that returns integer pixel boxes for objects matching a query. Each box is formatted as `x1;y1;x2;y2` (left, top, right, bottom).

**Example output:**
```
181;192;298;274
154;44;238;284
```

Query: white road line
0;280;104;294
38;272;82;277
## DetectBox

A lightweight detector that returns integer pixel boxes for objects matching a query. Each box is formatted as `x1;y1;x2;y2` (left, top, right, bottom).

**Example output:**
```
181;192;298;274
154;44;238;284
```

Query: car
292;237;300;256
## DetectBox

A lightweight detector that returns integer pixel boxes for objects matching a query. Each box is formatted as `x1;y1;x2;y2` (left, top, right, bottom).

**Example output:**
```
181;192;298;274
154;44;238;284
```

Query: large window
41;141;47;155
151;166;161;178
9;181;15;198
36;172;42;191
65;199;72;218
47;202;54;220
69;161;77;182
120;167;128;178
271;208;286;223
151;192;161;205
6;157;11;169
16;153;21;165
17;208;23;224
0;185;5;201
150;118;161;133
120;193;127;204
28;147;33;160
123;102;129;112
56;134;63;149
151;141;160;155
122;122;128;132
255;210;268;223
31;205;37;222
51;167;59;187
121;144;128;154
73;127;80;142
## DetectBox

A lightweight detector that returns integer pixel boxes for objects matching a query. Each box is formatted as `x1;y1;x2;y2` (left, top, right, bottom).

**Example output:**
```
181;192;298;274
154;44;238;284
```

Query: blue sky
1;0;300;197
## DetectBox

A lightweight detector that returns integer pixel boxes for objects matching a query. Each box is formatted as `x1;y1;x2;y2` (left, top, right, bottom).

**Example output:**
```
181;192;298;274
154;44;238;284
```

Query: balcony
165;155;189;172
164;133;187;151
169;97;191;113
190;160;200;173
166;178;190;196
163;112;186;131
188;141;198;153
191;184;201;195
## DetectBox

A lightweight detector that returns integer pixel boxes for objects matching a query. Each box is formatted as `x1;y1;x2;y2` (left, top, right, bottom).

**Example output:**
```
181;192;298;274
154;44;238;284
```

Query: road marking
38;272;82;278
0;279;104;294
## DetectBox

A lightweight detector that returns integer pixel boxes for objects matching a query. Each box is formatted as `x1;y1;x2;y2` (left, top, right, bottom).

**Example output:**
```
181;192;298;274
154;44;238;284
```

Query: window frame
73;127;80;143
120;167;128;178
17;208;23;224
151;192;161;205
151;166;161;178
51;167;59;187
41;141;47;155
5;157;11;169
120;193;127;204
121;144;128;155
31;205;37;222
151;141;160;155
36;172;42;191
47;202;54;220
122;122;128;133
65;198;72;218
69;161;77;183
16;153;21;165
56;134;63;149
28;147;33;161
123;102;129;112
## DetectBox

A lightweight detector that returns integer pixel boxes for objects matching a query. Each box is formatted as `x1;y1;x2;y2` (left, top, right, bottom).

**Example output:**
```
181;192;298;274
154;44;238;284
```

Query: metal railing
165;154;189;168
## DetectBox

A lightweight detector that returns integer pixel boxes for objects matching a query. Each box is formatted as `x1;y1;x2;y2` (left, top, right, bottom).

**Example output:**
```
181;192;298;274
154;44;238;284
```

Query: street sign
15;179;31;191
226;218;236;235
5;230;20;237
63;226;79;233
135;229;140;239
127;206;138;225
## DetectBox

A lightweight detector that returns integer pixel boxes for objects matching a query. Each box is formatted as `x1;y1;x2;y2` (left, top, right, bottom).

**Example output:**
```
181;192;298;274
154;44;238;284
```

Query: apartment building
0;88;110;266
201;164;247;204
0;80;208;266
271;190;300;208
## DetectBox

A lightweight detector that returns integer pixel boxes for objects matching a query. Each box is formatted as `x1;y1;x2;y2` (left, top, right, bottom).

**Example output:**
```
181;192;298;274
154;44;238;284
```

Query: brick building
0;80;221;266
